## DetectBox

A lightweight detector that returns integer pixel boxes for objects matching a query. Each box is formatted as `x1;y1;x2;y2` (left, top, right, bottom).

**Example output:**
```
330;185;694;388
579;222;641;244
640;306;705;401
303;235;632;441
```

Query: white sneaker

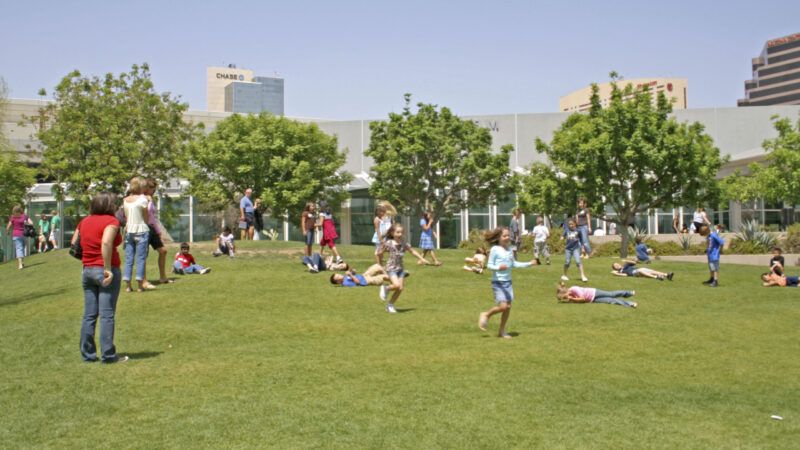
386;303;397;314
336;256;343;263
379;285;387;301
229;251;235;258
581;276;589;282
200;268;211;274
560;275;569;281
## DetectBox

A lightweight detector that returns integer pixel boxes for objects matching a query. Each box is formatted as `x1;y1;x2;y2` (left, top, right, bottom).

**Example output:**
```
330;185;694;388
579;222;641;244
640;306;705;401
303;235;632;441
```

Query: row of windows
757;58;800;77
766;38;800;56
746;90;800;106
748;80;800;99
753;69;800;89
767;49;800;65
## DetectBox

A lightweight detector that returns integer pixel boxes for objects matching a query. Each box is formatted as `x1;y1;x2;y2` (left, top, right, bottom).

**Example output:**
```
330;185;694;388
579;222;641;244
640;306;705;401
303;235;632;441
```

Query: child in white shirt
214;227;236;258
532;216;550;265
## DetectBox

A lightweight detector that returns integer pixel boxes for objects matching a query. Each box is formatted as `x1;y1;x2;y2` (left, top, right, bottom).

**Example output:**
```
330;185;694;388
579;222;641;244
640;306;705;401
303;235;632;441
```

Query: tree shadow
0;287;66;308
125;351;163;360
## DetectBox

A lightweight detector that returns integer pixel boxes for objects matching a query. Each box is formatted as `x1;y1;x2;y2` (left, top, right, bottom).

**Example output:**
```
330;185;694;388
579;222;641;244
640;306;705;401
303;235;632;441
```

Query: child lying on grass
329;264;389;287
556;282;637;308
611;260;673;281
761;272;799;287
463;246;488;274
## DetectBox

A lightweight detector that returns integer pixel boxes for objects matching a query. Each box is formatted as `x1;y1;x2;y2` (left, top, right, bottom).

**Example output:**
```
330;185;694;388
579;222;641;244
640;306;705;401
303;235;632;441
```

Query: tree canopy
32;63;200;207
365;94;514;221
0;78;36;216
185;113;351;215
521;74;725;256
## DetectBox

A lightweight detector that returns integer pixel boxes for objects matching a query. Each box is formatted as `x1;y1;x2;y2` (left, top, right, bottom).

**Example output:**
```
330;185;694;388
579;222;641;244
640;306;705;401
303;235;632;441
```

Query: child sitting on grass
330;264;389;287
769;247;785;276
611;260;673;281
556;281;637;308
174;243;210;274
634;237;652;263
463;246;488;274
213;227;236;257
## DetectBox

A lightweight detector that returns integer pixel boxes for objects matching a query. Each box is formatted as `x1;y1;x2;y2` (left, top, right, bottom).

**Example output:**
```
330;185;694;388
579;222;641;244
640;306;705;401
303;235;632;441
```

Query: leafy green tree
366;94;514;222
30;63;199;208
0;77;36;216
723;114;800;211
186;113;351;217
524;74;725;256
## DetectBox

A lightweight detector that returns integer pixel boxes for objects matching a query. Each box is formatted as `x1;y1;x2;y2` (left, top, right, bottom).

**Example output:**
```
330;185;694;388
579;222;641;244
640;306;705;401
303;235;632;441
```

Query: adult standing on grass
143;179;171;286
6;205;32;270
253;198;264;241
74;192;127;363
239;188;255;240
672;211;680;234
478;227;536;339
49;209;61;249
122;177;152;293
575;198;593;258
418;211;442;266
509;208;522;258
699;224;724;287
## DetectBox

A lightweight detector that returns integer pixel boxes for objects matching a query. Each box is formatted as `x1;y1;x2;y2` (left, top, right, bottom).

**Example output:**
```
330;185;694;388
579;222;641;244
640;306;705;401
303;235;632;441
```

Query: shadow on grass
153;278;178;285
395;308;416;313
126;351;163;360
0;287;65;308
22;262;46;268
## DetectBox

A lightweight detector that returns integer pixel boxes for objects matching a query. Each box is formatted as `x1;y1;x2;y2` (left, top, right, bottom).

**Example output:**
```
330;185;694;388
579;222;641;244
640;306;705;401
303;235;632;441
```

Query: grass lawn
1;240;798;448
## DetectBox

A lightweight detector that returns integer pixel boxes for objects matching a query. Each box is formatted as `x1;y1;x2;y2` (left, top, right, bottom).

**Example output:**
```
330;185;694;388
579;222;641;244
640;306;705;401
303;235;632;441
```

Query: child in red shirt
173;243;210;275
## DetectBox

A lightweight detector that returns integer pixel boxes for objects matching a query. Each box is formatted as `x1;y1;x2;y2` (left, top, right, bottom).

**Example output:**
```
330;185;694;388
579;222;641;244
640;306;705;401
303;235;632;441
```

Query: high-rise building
559;78;688;113
738;32;800;107
206;66;284;115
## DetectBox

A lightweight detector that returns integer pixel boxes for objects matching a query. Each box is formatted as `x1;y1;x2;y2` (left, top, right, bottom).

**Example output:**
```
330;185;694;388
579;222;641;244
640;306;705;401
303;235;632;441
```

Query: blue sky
1;0;798;119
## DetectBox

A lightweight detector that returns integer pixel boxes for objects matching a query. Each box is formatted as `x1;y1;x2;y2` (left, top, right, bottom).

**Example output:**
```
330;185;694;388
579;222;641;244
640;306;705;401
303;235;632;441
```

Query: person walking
6;205;33;270
575;198;593;258
37;212;51;253
49;209;61;249
239;188;255;240
143;179;171;286
74;192;128;363
122;177;152;293
418;211;442;266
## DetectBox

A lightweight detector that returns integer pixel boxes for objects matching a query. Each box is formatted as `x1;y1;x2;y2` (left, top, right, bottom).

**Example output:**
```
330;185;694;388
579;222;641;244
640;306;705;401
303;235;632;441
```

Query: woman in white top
122;177;151;292
692;207;711;233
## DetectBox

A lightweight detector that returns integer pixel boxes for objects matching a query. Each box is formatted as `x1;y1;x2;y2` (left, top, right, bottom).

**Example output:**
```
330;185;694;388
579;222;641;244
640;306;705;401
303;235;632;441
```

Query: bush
735;219;777;250
782;224;800;253
728;239;772;255
458;228;565;254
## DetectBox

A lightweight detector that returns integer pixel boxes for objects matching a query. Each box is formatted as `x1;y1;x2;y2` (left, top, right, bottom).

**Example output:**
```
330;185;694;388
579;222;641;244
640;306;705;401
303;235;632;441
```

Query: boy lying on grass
761;272;799;287
611;260;673;281
330;264;389;287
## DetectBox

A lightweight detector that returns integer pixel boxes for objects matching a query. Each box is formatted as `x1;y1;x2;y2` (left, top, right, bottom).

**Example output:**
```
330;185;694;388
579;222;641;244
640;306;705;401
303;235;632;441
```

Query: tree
723;114;800;209
523;74;725;256
366;94;514;222
185;113;351;217
0;77;36;216
30;63;200;208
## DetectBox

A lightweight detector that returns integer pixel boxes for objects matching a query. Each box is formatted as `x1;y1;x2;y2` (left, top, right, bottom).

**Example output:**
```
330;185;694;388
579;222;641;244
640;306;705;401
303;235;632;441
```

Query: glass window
349;190;377;245
439;214;462;248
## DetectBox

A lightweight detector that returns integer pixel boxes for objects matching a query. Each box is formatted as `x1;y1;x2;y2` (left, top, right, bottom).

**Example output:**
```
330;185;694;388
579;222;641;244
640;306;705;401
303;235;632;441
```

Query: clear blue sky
1;0;798;119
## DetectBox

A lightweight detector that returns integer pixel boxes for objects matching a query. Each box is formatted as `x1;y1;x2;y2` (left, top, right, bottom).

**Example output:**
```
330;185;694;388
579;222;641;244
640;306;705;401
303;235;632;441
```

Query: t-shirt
635;243;650;261
38;218;50;234
10;214;27;238
770;255;785;268
219;233;235;246
509;217;521;243
383;240;412;273
78;215;122;268
303;212;316;232
706;232;724;262
50;215;61;230
693;211;705;224
563;228;581;251
342;274;367;287
486;245;532;282
576;208;590;227
240;196;254;214
532;225;549;243
619;262;637;277
147;200;161;234
568;286;596;302
123;195;150;234
174;252;196;268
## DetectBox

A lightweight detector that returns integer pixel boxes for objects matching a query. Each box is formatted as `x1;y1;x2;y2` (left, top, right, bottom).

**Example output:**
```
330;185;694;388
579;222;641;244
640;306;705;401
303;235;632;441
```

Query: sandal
433;261;443;266
159;279;175;284
141;283;157;291
125;287;132;293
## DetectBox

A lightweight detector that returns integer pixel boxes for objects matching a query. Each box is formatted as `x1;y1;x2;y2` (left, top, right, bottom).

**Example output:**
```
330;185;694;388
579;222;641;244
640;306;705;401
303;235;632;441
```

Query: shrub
783;224;800;253
728;239;772;255
627;226;650;243
677;233;694;251
734;219;777;253
458;228;565;254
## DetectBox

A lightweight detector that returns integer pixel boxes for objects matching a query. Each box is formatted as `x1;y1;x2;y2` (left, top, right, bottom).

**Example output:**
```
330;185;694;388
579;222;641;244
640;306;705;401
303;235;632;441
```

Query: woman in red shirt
72;192;127;363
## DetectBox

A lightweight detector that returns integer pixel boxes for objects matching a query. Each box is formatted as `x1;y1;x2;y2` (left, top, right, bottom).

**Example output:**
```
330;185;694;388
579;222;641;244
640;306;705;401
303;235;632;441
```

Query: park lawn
0;240;798;449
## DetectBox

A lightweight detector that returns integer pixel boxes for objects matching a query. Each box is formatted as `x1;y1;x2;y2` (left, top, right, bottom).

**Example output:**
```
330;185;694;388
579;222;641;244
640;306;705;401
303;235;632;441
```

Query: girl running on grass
376;224;426;314
556;282;637;308
478;227;537;339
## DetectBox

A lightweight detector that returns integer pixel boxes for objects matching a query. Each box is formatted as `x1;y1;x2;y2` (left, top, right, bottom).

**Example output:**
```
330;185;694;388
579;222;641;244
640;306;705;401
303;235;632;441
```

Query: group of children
761;246;798;287
35;210;61;254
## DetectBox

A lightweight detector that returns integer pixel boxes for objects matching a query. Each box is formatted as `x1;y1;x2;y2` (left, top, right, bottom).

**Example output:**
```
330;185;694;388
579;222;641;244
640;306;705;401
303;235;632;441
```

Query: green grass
1;241;798;448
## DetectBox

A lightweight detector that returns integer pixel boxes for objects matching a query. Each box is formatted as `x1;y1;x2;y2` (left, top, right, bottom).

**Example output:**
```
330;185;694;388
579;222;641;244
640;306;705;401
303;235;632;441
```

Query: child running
478;227;537;339
318;201;343;263
561;220;588;282
418;211;442;266
376;224;426;314
611;260;673;281
556;282;637;308
699;224;724;287
463;246;488;274
173;243;211;274
532;216;550;265
214;227;236;257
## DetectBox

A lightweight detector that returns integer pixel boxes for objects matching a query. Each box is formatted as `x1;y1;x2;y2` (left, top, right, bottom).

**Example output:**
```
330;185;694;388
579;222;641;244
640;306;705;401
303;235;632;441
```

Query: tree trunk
620;226;629;259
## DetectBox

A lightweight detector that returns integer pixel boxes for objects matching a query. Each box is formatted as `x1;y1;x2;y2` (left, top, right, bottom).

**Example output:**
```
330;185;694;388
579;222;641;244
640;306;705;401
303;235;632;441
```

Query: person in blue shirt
634;237;651;263
561;220;588;282
699;224;724;287
478;227;537;339
239;188;255;240
329;264;389;287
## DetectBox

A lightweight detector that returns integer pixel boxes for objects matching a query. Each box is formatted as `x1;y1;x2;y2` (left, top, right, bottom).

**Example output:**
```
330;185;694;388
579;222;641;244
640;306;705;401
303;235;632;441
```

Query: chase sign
216;73;246;81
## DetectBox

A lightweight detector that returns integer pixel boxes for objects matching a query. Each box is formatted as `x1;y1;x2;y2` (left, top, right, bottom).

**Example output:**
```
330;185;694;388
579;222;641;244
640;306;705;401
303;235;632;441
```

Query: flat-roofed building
559;78;688;113
738;32;800;106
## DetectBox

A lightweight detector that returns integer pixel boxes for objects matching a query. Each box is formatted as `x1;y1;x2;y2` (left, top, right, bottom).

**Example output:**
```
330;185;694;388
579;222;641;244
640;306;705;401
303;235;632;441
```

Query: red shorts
320;237;336;248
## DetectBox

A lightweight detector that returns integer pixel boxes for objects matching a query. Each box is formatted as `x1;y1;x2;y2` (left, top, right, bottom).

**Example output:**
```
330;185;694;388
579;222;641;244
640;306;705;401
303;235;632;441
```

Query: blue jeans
123;231;149;281
578;225;592;254
302;253;326;271
564;247;582;267
593;289;635;307
80;267;122;362
12;236;25;258
173;261;205;274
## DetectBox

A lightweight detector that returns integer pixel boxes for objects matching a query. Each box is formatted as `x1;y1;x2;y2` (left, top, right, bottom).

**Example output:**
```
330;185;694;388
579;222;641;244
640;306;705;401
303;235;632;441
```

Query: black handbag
24;223;36;238
69;235;83;260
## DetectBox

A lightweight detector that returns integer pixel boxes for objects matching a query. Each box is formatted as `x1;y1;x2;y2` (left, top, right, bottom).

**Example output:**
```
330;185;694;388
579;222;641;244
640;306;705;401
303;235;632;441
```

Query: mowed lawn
0;240;798;448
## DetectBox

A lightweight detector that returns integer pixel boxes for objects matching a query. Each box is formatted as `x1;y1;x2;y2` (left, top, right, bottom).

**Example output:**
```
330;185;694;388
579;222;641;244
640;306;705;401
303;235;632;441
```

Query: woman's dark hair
422;211;432;224
483;227;507;246
223;226;232;234
90;192;118;216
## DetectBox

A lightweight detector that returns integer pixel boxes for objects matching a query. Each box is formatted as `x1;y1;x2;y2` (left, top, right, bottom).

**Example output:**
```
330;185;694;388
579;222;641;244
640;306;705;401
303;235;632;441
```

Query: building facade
560;78;688;113
206;66;254;112
738;32;800;107
2;98;799;261
224;76;284;115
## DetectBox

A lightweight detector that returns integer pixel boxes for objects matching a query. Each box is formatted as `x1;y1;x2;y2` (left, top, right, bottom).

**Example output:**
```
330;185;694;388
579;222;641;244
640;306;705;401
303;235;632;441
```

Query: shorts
387;270;409;279
708;261;720;272
148;225;164;250
304;230;314;246
13;237;25;258
786;276;799;287
320;237;336;248
244;213;254;226
491;280;514;304
564;247;582;267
